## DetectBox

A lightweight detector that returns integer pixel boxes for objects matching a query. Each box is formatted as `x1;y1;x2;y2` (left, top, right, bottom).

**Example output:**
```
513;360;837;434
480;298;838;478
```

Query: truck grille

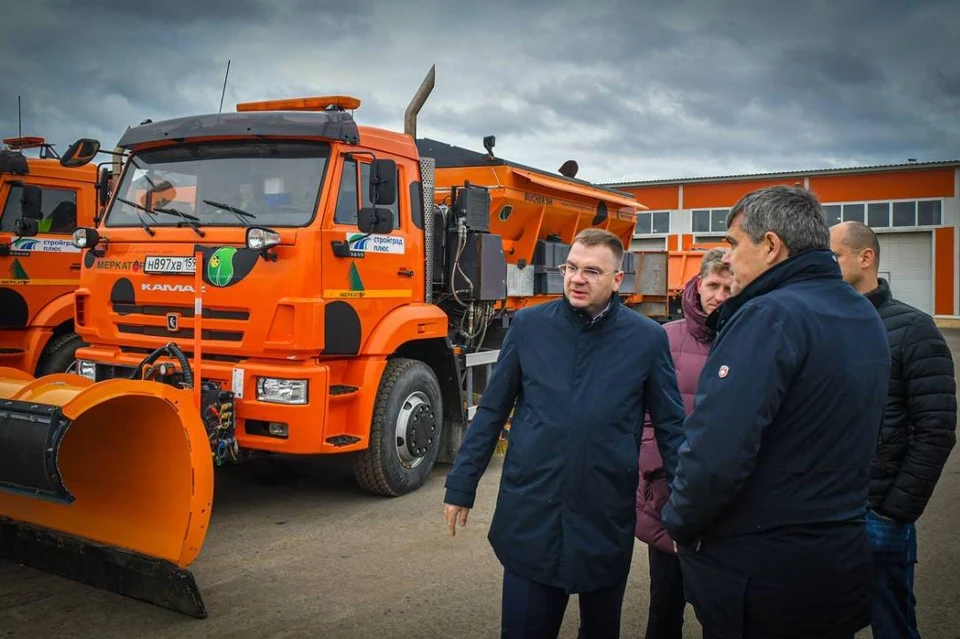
112;303;249;320
119;346;242;363
117;325;244;342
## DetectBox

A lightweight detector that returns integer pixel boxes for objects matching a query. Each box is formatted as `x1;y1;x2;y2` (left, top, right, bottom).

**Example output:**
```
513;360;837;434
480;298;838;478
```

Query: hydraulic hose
131;342;194;389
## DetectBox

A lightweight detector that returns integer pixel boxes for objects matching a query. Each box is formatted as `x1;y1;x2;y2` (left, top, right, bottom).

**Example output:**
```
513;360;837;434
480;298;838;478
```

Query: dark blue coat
661;249;891;636
444;296;685;593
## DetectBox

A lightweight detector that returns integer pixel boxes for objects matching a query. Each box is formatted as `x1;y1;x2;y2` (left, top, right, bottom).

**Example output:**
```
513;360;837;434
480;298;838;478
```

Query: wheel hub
394;391;436;469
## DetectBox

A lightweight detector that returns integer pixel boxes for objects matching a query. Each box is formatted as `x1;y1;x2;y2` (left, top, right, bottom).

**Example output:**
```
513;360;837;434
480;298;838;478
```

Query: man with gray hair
660;186;891;638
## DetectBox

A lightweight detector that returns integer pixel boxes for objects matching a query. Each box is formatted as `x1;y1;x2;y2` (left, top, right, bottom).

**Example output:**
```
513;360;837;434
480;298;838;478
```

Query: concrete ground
1;330;958;639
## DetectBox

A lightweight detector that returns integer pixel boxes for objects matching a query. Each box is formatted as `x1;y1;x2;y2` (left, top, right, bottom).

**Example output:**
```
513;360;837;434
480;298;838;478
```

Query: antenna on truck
218;60;232;114
18;96;22;139
404;64;435;139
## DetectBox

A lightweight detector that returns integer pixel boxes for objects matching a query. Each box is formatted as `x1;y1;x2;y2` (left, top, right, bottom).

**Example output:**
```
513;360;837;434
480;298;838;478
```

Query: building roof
603;159;960;188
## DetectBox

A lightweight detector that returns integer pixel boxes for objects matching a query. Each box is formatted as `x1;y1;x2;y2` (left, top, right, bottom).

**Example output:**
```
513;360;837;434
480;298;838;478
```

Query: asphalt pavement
1;331;958;639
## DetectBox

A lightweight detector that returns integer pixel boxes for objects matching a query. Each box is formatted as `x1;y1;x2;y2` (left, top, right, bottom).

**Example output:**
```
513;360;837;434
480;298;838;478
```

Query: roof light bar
3;136;46;150
236;95;361;113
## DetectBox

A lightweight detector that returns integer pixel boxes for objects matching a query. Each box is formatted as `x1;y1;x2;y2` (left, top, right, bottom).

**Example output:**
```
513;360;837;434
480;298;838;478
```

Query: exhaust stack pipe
404;64;436;139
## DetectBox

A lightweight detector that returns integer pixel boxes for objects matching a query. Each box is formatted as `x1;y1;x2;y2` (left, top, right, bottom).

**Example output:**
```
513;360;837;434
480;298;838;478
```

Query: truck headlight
77;360;97;380
256;377;308;404
246;227;281;251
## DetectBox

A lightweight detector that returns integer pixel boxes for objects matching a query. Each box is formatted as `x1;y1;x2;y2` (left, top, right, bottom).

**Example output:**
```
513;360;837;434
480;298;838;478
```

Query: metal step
330;384;359;396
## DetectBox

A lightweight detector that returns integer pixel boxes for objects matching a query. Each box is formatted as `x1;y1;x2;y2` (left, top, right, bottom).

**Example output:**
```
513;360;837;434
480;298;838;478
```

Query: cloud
1;0;957;184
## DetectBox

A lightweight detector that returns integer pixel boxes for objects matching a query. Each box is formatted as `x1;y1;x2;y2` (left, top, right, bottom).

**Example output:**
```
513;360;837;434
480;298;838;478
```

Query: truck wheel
353;358;443;497
36;333;86;376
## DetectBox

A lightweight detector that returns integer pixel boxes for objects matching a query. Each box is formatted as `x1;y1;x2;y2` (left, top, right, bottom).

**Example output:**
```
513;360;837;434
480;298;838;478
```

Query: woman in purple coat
635;248;732;639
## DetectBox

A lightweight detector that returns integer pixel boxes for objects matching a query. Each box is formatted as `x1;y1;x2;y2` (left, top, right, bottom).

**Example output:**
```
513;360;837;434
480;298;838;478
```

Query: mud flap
0;367;214;618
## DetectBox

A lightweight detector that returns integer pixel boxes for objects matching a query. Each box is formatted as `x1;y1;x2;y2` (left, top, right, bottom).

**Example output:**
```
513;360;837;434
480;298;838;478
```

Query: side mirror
369;159;396;206
358;207;394;234
72;227;101;249
21;185;42;220
14;218;39;238
60;138;101;168
97;168;112;208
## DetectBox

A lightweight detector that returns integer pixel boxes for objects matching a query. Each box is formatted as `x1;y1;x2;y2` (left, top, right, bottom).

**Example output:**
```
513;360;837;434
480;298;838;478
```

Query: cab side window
333;158;401;230
334;159;359;226
0;186;78;234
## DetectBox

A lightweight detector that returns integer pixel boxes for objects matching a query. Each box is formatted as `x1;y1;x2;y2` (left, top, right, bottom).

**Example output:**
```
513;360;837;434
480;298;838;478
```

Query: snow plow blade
0;367;213;618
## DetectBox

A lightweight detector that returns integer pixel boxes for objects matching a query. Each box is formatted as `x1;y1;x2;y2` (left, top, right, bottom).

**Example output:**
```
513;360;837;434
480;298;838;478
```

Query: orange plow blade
0;367;214;618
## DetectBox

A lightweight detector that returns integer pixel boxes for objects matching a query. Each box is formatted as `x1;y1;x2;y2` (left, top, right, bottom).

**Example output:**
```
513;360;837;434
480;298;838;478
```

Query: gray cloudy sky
2;0;958;183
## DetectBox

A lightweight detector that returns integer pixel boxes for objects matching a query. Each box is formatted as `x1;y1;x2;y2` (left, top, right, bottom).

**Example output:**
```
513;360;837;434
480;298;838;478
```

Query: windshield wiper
202;199;256;226
155;205;205;238
115;196;156;236
115;196;204;237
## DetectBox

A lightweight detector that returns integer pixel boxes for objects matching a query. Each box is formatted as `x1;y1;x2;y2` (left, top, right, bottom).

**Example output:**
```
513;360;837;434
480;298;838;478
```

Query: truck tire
353;358;443;497
36;333;86;376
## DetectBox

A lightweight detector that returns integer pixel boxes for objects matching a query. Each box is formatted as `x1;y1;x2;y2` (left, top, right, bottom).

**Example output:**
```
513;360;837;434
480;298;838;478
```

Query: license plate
143;256;196;275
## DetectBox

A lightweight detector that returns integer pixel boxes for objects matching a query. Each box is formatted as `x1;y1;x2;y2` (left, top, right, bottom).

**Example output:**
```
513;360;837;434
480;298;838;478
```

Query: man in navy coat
661;186;891;638
443;228;686;639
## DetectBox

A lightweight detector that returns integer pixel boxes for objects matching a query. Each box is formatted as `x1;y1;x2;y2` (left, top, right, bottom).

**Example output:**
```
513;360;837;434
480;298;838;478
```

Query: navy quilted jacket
865;279;957;523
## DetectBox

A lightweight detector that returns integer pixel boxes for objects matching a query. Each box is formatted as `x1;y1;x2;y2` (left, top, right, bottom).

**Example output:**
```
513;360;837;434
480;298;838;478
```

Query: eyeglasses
557;263;619;281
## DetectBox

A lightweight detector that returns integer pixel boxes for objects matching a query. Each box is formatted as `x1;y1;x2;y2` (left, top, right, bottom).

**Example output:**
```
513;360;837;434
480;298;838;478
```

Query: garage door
631;237;666;251
877;232;933;314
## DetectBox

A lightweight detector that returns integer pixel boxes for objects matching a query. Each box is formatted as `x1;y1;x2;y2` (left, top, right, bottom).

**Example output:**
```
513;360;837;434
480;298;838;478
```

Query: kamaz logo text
141;283;195;293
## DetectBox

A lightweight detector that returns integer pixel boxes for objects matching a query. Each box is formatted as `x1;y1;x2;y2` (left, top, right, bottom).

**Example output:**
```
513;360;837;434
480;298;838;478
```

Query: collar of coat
707;248;842;333
864;278;892;309
564;293;621;329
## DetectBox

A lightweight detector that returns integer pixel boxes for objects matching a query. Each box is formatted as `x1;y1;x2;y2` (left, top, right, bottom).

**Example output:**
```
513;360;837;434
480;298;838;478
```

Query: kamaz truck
0;135;107;375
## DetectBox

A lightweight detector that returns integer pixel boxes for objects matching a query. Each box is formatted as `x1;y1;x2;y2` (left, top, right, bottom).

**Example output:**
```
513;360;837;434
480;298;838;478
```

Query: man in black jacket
661;186;891;638
831;220;957;639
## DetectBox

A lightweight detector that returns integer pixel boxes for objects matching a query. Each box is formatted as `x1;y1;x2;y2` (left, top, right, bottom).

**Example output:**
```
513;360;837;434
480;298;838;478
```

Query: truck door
321;155;418;355
0;182;81;329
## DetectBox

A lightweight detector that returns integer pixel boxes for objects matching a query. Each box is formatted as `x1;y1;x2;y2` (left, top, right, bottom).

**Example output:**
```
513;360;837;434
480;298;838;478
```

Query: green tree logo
348;262;364;291
9;259;28;280
207;247;237;287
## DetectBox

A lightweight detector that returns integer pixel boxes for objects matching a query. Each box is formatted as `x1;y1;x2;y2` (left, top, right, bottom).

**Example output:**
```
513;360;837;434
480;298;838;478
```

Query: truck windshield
105;140;329;228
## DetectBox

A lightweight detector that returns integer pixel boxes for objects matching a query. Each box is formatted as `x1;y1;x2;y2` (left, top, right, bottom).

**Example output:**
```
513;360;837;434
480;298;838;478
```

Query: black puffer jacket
866;279;957;523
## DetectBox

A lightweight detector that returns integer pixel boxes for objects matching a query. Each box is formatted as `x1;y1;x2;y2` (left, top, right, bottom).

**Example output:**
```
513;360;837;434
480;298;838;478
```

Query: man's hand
444;504;470;536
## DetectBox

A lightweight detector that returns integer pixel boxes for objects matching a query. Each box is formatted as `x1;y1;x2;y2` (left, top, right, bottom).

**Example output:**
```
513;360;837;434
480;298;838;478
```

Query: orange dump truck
0;136;106;375
0;70;671;617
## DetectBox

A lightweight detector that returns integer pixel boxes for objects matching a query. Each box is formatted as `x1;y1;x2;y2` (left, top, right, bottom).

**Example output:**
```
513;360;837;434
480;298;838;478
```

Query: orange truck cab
0;136;103;375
